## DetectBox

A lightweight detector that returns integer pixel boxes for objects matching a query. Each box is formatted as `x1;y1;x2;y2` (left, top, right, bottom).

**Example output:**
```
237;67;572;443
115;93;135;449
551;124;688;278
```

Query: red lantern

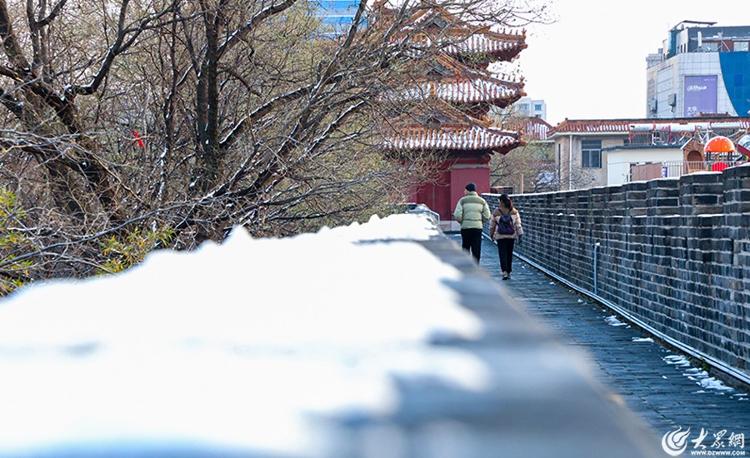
704;136;734;154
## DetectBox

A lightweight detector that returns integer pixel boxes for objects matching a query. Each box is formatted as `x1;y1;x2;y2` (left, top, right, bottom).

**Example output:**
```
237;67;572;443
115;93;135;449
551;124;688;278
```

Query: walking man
453;182;491;262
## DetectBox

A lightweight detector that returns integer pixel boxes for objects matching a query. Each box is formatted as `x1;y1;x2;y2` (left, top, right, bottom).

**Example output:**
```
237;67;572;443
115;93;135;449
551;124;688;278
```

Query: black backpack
495;213;515;236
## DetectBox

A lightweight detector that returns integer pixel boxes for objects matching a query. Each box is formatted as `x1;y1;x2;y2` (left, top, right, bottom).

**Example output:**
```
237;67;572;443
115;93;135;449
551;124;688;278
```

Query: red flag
132;130;145;149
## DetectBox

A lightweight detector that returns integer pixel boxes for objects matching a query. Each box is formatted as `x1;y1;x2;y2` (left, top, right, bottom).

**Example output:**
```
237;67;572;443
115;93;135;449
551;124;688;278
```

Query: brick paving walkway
459;235;750;438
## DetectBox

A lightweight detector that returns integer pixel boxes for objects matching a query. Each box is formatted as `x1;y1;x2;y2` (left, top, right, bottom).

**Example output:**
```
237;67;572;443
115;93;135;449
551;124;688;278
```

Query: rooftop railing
627;160;747;182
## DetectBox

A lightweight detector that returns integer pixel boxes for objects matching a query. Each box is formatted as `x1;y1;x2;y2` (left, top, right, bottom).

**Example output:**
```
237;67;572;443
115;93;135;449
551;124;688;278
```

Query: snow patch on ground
632;337;654;343
699;377;735;392
663;355;691;367
604;315;627;327
664;358;736;394
0;213;487;456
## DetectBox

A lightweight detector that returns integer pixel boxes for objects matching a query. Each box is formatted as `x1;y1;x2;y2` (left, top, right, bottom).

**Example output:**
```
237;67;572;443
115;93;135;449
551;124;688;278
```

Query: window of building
581;139;602;168
534;103;543;111
425;15;448;31
736;41;750;52
702;42;719;52
426;63;451;78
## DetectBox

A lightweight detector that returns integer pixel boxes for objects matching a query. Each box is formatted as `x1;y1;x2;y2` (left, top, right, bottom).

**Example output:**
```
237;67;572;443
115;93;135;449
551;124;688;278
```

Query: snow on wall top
0;214;486;456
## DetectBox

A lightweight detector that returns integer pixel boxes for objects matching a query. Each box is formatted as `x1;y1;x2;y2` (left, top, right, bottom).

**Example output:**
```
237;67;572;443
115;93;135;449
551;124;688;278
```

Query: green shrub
99;226;175;274
0;189;32;295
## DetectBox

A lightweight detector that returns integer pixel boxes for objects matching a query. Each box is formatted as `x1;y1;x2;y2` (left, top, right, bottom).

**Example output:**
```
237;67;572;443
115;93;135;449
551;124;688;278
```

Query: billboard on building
684;75;718;117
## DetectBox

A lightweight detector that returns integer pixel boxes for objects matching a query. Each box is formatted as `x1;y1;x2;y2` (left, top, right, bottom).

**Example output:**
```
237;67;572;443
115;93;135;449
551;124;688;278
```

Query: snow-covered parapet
0;214;488;456
312;213;441;242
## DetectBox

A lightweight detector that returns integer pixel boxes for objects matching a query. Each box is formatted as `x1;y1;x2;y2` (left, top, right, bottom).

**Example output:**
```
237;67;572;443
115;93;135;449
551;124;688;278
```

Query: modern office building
313;0;360;35
646;21;750;119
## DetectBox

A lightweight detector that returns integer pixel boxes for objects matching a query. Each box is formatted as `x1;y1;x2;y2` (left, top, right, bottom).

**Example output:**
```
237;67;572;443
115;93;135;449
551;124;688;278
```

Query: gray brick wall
483;164;750;380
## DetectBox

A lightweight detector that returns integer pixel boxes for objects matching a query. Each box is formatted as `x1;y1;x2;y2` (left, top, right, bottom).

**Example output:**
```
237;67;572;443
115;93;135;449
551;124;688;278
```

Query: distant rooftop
550;116;750;136
500;116;552;142
670;20;717;31
654;21;750;60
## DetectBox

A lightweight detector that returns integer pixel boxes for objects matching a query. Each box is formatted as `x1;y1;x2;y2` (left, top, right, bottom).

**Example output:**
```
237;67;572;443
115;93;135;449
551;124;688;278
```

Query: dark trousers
461;228;483;262
497;238;515;274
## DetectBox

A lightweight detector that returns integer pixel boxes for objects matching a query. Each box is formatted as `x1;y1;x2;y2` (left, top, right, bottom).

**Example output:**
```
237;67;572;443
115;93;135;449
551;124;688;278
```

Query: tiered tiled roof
379;3;526;155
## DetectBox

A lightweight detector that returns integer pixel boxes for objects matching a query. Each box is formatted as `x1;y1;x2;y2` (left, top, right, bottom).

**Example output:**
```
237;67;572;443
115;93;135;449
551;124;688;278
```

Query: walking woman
489;194;523;280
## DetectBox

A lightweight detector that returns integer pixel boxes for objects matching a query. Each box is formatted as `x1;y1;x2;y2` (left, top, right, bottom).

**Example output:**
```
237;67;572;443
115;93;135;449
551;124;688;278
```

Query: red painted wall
410;155;492;220
450;166;490;217
414;167;452;220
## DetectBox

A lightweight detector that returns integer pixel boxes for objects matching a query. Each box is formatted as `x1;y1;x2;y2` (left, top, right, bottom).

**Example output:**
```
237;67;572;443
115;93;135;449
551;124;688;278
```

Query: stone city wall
483;164;750;381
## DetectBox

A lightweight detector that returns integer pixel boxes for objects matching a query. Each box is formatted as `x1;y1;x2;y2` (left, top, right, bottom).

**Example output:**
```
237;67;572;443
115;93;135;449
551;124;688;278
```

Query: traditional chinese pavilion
380;4;527;220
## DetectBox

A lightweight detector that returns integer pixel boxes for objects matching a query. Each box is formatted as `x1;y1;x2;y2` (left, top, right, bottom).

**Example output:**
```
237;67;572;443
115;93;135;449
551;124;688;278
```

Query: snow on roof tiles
384;126;520;151
442;33;526;56
401;79;521;104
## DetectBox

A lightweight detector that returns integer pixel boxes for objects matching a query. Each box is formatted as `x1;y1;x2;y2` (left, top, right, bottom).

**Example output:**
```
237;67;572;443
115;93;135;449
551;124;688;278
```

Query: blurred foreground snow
0;214;488;456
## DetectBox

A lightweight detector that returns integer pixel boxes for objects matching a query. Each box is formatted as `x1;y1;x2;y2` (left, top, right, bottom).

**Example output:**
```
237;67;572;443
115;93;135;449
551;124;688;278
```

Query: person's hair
499;194;514;211
465;182;476;192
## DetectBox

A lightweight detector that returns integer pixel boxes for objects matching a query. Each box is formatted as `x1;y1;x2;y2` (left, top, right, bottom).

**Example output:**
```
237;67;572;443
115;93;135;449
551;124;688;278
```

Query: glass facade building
312;0;360;35
646;22;750;118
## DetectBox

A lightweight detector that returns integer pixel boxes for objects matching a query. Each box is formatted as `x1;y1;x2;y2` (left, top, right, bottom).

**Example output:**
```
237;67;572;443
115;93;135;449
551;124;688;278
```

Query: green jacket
453;192;491;229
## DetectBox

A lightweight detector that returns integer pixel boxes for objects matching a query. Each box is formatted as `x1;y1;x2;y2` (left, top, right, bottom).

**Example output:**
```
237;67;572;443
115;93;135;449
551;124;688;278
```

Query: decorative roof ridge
484;27;527;39
437;28;527;45
396;124;520;135
427;75;524;89
503;116;554;129
389;99;495;129
439;32;527;59
433;54;525;86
